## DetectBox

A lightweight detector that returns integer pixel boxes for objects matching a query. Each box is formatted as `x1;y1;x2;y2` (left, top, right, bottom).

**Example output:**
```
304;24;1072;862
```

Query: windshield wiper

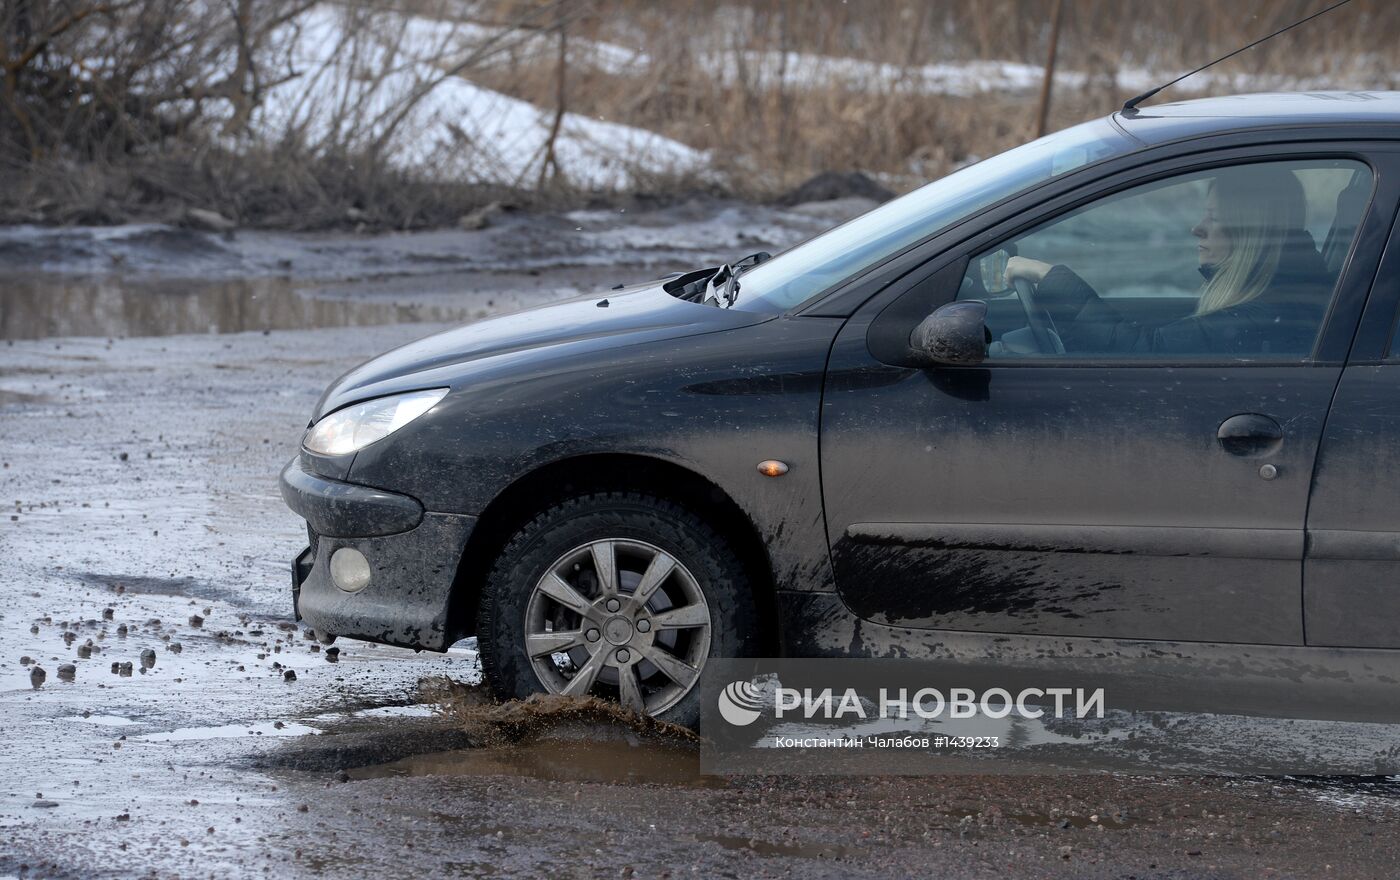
715;251;772;307
677;252;773;308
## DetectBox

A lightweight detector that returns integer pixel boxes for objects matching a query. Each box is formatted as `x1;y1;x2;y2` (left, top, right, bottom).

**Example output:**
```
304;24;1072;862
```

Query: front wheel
477;491;758;728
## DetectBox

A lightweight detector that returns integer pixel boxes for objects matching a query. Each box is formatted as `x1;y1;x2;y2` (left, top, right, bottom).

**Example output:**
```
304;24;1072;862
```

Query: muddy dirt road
5;202;1400;879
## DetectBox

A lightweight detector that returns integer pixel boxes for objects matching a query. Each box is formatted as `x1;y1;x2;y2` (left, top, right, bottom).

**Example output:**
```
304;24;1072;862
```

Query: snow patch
250;5;708;189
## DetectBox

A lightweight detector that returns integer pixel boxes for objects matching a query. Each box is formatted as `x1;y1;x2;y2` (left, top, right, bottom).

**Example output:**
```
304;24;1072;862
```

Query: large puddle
0;274;473;340
335;684;715;787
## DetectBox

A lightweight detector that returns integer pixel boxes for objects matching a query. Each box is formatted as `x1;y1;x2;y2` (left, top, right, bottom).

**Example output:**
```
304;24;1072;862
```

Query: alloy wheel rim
524;538;712;715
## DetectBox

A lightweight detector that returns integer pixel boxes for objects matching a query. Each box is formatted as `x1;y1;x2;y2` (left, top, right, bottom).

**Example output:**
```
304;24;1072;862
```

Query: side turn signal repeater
757;460;789;477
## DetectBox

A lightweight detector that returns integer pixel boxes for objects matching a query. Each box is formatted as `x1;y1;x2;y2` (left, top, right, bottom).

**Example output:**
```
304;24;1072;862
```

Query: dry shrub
468;0;1400;195
0;147;529;228
475;60;1072;196
3;0;1400;224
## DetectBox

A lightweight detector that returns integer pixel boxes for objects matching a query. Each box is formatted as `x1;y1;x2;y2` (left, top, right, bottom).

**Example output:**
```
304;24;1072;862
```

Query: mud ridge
423;678;700;748
257;680;697;774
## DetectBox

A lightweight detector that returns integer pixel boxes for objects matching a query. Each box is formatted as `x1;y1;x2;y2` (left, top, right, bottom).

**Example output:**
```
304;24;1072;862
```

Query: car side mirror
909;300;990;366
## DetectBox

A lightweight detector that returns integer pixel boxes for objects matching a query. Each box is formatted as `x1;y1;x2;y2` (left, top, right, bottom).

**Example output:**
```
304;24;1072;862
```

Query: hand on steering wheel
1011;277;1062;355
1003;257;1063;355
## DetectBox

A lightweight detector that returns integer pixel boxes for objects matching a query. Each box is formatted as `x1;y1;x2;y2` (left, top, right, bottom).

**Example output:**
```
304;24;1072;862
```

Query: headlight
303;389;448;456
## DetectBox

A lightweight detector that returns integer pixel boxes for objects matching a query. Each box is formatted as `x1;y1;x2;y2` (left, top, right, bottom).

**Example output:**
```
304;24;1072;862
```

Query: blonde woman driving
1004;164;1332;355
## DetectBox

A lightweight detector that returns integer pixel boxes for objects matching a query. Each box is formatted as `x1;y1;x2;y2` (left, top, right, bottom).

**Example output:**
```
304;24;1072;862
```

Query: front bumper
280;456;423;537
281;456;477;651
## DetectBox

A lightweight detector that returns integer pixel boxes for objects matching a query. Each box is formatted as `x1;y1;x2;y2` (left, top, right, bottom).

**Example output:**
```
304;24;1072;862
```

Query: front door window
958;159;1370;359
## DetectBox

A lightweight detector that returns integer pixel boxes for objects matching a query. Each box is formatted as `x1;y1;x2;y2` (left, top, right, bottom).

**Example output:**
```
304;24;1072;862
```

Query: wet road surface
5;206;1400;878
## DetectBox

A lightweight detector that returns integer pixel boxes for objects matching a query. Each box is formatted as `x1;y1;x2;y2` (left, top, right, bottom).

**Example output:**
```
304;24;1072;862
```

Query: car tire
478;491;758;728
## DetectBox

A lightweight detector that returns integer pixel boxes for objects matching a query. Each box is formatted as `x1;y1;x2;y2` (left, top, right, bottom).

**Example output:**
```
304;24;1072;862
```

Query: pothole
349;737;717;788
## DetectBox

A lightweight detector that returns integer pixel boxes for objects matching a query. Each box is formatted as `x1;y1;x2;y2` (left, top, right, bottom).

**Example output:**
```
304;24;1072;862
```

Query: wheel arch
445;452;779;650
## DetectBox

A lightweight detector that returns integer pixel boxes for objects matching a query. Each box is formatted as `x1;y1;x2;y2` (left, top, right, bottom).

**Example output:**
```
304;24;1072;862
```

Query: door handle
1216;413;1283;457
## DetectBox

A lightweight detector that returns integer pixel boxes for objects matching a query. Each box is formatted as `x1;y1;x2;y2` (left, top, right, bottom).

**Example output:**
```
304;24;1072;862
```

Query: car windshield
731;118;1137;312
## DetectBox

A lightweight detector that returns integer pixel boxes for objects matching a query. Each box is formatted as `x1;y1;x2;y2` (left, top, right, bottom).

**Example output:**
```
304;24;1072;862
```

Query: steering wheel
1012;277;1063;355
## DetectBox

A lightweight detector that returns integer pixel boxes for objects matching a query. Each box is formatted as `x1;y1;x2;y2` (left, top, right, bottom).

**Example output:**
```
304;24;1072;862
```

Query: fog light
330;548;371;593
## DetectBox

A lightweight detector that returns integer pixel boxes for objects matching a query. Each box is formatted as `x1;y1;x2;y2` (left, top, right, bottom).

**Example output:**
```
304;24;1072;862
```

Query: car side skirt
777;590;1400;724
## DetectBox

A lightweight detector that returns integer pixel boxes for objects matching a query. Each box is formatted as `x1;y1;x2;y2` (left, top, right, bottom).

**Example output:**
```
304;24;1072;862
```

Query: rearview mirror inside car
909;300;990;366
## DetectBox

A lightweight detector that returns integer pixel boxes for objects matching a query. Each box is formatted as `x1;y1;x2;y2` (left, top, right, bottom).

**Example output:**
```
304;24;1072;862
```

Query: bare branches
2;1;133;159
362;0;589;164
4;0;1400;227
1;1;127;75
536;10;567;189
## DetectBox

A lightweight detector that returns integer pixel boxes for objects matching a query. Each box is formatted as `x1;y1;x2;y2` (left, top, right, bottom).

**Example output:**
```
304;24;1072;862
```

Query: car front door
1305;176;1400;647
819;149;1391;644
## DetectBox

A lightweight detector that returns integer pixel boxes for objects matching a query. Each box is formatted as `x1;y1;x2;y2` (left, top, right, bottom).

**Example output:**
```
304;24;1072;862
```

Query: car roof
1113;91;1400;145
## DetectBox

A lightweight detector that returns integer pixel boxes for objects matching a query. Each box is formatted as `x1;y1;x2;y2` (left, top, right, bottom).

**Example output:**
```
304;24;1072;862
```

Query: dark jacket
1036;231;1333;356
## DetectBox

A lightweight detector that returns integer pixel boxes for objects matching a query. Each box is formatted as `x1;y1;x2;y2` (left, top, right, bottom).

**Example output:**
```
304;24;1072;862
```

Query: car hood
313;282;771;419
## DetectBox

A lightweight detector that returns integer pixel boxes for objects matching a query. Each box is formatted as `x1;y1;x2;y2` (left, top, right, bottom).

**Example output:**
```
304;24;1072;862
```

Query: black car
283;91;1400;727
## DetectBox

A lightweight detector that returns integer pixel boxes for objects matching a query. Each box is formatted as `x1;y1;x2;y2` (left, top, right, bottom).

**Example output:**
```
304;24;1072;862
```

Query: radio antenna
1121;0;1356;114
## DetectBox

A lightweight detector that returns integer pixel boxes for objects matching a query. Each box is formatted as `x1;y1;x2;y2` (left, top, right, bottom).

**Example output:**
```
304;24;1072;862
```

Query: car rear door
819;146;1394;644
1304;154;1400;647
